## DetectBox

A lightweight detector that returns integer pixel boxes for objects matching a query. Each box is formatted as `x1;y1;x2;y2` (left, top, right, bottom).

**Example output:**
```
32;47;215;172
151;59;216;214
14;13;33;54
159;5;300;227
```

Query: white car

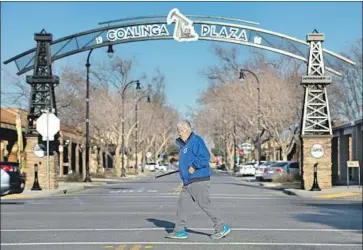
255;161;277;180
238;162;256;176
1;168;10;196
262;161;300;181
156;164;168;172
145;162;159;172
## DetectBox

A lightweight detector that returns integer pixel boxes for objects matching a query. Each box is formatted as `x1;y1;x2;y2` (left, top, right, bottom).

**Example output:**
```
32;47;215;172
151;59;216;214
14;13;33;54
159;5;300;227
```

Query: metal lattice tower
25;29;59;136
301;32;332;135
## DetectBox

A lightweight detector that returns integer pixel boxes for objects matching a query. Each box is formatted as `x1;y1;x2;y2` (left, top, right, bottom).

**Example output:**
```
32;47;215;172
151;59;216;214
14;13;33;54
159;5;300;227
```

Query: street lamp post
83;48;93;182
84;45;114;182
233;121;237;172
121;80;141;177
239;69;261;165
135;94;151;174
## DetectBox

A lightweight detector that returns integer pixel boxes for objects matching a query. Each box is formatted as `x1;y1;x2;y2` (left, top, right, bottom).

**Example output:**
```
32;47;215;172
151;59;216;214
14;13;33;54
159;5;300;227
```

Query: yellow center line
115;244;126;250
1;194;32;199
170;183;183;194
173;183;183;194
145;246;153;249
315;192;361;199
130;244;141;250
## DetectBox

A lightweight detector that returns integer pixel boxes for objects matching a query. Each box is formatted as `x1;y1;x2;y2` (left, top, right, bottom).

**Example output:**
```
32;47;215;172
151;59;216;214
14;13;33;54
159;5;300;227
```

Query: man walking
165;120;231;240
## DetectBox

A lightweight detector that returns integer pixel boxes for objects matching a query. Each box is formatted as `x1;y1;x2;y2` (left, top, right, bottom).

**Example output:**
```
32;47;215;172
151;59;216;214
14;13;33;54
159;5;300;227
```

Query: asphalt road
1;170;362;250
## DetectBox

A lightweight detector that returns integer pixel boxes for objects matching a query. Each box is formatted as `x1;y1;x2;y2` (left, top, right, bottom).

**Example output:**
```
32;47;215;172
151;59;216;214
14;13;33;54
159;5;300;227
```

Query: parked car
216;164;227;172
156;164;168;172
0;161;26;196
237;162;256;176
255;161;277;180
145;162;159;172
262;161;299;181
1;168;10;195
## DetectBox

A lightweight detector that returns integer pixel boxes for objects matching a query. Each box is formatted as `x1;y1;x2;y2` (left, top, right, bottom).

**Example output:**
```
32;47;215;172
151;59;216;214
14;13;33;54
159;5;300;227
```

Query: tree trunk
126;149;130;171
115;144;121;175
281;148;288;161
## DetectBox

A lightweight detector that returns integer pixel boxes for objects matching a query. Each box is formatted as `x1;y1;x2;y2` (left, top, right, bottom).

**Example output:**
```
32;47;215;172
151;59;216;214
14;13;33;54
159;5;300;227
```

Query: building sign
310;144;324;158
99;8;262;45
347;161;360;168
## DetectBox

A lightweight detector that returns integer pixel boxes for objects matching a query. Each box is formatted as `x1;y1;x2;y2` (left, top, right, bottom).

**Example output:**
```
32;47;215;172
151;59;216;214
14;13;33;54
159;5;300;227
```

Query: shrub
65;173;83;182
126;171;138;175
272;173;300;183
90;172;106;178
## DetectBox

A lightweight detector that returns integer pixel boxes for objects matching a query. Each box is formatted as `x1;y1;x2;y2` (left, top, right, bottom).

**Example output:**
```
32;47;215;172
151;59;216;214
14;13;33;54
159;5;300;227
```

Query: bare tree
329;37;362;122
196;45;304;165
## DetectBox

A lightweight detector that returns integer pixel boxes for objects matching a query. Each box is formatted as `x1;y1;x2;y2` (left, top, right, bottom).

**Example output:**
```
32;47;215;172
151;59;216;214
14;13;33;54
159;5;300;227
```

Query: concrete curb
282;189;298;196
1;182;107;200
282;188;363;199
57;181;110;193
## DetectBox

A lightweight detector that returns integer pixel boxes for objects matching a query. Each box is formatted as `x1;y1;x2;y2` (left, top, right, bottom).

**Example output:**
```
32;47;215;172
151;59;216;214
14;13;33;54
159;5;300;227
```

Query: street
1;170;362;250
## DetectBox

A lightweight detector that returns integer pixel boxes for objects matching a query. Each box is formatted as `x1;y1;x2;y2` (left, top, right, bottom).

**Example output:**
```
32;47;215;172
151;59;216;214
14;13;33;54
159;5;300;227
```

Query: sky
1;1;362;116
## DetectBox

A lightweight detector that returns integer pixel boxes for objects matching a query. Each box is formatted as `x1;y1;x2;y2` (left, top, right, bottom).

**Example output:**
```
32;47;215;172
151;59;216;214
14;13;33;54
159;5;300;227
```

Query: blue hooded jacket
176;132;211;186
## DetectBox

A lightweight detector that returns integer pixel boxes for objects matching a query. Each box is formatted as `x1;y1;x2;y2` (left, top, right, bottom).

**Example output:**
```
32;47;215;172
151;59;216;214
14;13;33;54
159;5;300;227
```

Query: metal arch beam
3;17;356;76
9;36;346;77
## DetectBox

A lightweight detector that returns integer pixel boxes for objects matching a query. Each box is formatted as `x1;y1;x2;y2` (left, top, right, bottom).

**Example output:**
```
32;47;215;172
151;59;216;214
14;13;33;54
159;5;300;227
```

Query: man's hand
188;166;195;174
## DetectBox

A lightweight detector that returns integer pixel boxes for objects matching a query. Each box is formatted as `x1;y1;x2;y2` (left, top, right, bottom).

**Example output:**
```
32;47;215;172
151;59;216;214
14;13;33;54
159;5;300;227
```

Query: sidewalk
283;185;363;200
1;181;105;200
234;174;363;200
1;172;152;200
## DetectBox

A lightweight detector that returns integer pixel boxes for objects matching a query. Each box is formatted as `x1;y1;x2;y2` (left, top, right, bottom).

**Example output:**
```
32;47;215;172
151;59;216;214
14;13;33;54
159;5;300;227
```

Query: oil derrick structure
301;31;332;135
26;29;60;155
300;30;333;190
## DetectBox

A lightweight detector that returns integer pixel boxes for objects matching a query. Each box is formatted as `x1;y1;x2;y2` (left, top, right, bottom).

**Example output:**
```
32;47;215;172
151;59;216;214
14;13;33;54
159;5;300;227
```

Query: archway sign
4;8;354;76
3;8;356;190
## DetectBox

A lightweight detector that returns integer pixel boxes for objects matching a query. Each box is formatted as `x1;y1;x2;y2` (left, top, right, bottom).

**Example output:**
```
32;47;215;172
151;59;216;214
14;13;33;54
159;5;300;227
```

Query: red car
0;161;26;196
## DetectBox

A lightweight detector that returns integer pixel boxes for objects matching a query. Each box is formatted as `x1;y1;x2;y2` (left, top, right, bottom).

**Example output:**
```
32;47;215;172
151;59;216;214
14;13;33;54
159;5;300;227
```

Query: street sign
36;112;60;141
347;161;360;168
241;143;252;153
346;161;361;189
238;149;244;156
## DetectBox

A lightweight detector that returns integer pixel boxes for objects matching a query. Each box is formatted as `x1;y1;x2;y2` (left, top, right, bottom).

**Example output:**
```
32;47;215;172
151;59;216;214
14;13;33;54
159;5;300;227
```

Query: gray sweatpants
174;181;224;233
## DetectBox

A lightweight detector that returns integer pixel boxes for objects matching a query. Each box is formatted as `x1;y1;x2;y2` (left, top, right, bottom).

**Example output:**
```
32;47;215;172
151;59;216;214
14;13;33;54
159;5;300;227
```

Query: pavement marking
110;189;158;194
130;244;141;250
2;228;361;232
104;246;114;249
1;242;362;247
315;192;362;199
0;194;34;199
115;244;126;250
47;194;291;200
145;246;153;249
171;183;183;194
1;212;176;215
51;193;289;198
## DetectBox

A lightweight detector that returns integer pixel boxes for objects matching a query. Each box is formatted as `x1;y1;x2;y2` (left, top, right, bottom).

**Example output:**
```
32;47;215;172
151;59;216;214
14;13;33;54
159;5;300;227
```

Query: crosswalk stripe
110;189;159;194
